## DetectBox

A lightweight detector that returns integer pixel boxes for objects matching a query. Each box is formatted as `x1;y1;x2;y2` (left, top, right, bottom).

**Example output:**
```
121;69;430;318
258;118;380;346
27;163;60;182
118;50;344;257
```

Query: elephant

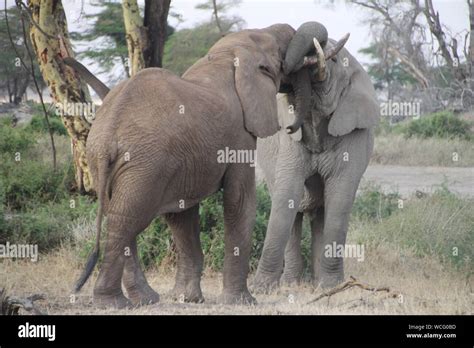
65;24;298;308
253;21;380;291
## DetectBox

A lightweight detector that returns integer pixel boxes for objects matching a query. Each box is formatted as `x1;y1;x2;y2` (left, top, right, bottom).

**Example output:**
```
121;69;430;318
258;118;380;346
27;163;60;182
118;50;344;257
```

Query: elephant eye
259;64;274;79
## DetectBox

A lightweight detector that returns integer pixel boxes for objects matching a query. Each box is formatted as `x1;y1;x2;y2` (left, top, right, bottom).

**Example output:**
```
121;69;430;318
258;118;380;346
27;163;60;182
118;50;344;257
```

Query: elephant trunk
286;69;311;134
283;22;328;74
284;22;328;134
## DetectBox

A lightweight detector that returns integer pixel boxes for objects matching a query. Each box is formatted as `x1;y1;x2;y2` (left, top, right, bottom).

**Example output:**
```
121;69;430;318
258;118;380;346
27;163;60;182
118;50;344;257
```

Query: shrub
0;119;74;210
401;111;472;140
26;114;68;136
0;118;35;154
0;155;74;210
0;196;97;252
352;183;401;222
351;187;474;270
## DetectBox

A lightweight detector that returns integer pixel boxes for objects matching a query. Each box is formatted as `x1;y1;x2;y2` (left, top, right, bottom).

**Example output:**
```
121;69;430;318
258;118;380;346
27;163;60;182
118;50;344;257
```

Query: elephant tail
63;57;110;100
74;156;109;293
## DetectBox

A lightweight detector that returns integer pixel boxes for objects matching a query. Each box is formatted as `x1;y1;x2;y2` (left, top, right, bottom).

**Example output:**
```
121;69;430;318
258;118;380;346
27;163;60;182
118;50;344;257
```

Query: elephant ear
328;70;380;137
234;33;281;138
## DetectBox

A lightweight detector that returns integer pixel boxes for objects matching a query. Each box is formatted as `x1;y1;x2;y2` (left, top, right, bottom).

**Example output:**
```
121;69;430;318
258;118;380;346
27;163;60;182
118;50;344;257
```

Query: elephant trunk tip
286;122;302;134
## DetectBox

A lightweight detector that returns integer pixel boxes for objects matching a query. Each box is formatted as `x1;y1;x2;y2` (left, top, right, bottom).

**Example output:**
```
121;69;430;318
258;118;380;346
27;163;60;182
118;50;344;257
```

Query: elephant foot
218;289;256;305
319;273;344;289
251;272;280;294
169;284;204;303
280;272;303;287
126;285;160;307
93;290;133;309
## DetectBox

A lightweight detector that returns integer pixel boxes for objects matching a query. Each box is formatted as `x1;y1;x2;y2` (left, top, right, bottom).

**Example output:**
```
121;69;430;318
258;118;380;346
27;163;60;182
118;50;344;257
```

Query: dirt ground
1;244;472;315
362;165;474;198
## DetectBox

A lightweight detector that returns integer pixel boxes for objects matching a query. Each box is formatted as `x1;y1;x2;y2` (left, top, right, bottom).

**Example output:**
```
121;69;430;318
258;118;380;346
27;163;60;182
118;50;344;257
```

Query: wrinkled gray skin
283;22;328;134
69;24;297;308
253;22;379;291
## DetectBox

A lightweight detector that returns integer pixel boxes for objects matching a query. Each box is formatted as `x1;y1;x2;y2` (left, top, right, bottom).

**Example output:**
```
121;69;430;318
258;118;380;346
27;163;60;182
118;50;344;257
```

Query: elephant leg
123;238;160;306
310;206;325;286
93;214;138;309
218;165;256;305
281;212;304;285
165;205;204;303
253;167;305;293
318;179;358;288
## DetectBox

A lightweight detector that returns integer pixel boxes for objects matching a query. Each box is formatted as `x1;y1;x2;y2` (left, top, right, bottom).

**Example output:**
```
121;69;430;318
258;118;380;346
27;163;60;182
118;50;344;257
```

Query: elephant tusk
313;37;326;81
324;33;350;60
302;33;350;68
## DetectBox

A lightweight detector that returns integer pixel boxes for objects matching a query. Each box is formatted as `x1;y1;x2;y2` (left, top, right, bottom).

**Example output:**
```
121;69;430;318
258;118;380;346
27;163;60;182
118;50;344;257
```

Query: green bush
351;187;474;270
0;154;74;210
0;118;35;154
352;184;401;222
0;116;80;251
0;118;74;210
27;114;68;136
401;111;472;140
0;196;97;252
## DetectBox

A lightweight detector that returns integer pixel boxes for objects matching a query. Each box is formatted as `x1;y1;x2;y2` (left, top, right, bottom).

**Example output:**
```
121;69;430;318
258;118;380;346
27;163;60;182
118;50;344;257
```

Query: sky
1;0;470;85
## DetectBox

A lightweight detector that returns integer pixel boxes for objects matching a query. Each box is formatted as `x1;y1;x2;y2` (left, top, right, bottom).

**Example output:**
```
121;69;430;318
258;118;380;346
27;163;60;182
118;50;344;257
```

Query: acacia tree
352;0;472;88
122;0;171;76
24;0;172;192
27;0;93;192
196;0;244;36
0;6;44;103
70;2;130;79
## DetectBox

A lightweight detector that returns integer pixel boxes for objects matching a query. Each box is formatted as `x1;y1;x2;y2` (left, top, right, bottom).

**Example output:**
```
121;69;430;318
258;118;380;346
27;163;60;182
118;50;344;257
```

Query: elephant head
282;22;350;134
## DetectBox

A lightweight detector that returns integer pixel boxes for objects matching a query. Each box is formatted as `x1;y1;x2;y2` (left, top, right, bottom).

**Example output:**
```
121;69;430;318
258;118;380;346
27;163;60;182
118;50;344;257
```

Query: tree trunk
424;0;466;82
122;0;146;76
15;71;30;104
6;77;12;103
387;47;430;88
28;0;93;193
469;0;474;79
143;0;170;68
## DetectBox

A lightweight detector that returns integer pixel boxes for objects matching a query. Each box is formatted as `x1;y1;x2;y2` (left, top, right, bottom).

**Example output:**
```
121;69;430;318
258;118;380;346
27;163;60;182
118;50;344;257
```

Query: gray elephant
66;24;298;308
253;22;379;291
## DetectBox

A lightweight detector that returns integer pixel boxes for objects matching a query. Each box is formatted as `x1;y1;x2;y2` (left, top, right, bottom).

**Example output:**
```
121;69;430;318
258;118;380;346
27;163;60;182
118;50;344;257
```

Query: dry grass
371;133;474;167
1;244;472;315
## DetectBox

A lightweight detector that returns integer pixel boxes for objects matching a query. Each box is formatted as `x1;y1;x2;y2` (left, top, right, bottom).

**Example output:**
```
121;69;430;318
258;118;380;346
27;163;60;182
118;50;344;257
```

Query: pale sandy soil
1;245;472;315
362;165;474;198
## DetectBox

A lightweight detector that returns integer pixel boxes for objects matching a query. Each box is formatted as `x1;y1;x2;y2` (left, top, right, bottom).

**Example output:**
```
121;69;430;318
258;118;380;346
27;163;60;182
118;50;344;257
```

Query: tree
27;0;93;192
195;0;244;35
122;0;145;76
0;6;43;103
162;7;245;76
469;0;474;78
358;44;417;98
143;0;171;68
163;22;224;76
23;0;173;192
70;2;130;79
122;0;172;76
352;0;471;88
70;1;174;80
423;0;467;83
